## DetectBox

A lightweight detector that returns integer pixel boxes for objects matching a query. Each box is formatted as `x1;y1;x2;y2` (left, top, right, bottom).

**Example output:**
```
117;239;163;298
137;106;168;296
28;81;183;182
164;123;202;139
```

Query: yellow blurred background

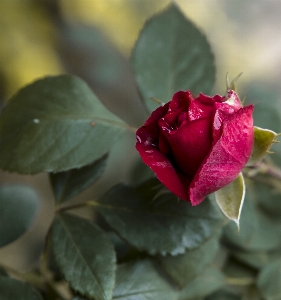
1;0;281;271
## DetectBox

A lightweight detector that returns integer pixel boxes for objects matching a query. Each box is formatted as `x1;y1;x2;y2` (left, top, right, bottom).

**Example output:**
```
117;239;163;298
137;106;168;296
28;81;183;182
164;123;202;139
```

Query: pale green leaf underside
132;3;216;113
247;126;277;166
215;173;245;230
0;185;39;247
52;213;116;300
0;75;126;174
0;277;43;300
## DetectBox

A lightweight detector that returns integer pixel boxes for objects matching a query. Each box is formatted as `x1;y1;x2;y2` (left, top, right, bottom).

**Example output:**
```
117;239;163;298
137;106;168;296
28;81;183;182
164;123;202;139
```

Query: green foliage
0;185;39;247
50;153;108;204
158;233;220;288
52;213;116;300
132;3;216;112
178;266;226;300
223;196;280;251
113;259;178;300
0;3;280;300
96;180;224;255
0;277;43;299
257;259;281;300
0;75;126;174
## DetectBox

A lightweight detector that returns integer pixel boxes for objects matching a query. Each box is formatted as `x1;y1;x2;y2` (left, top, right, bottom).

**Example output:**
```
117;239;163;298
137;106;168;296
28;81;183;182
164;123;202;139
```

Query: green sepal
215;173;245;230
247;126;279;166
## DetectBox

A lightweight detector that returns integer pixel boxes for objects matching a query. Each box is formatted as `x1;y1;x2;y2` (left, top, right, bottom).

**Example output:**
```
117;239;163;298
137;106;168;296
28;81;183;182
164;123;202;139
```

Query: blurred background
1;0;281;272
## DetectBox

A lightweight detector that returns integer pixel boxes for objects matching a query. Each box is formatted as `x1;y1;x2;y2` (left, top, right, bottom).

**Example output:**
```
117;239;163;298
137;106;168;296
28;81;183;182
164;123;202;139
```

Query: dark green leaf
0;75;126;174
257;259;281;300
206;290;241;300
178;266;226;300
52;213;116;300
158;233;220;287
132;3;216;113
50;153;108;204
96;181;224;255
0;277;43;299
0;185;39;247
223;198;280;251
251;180;281;219
231;250;274;270
113;259;178;300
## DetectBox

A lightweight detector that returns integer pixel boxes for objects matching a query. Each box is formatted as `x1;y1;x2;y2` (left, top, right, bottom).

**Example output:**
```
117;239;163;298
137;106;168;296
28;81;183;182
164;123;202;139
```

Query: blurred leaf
0;75;126;174
178;266;226;300
0;266;8;277
223;197;280;251
252;181;281;218
0;185;39;247
57;24;147;127
113;259;178;300
247;127;278;166
96;181;224;255
132;3;215;113
128;158;155;185
231;250;275;270
206;290;241;300
52;213;116;300
50;153;108;204
215;173;245;229
224;257;257;279
0;277;43;299
257;259;281;300
158;232;220;287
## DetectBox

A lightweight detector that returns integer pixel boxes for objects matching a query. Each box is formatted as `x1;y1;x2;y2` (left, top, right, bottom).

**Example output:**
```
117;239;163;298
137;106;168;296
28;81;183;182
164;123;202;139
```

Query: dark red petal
160;117;213;177
189;105;254;206
135;143;189;200
188;97;215;121
144;102;169;126
169;91;192;113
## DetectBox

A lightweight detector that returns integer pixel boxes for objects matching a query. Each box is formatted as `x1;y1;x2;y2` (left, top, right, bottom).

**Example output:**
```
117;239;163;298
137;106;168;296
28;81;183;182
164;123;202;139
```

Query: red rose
136;90;254;206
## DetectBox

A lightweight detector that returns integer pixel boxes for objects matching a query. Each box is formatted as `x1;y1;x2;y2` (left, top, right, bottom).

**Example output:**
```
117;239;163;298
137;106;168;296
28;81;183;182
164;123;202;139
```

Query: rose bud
136;90;254;206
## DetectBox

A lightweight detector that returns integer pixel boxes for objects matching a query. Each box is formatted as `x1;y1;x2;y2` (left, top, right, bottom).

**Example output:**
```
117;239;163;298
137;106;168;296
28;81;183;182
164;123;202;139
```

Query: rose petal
135;142;189;200
189;105;254;205
160;117;213;177
188;96;215;122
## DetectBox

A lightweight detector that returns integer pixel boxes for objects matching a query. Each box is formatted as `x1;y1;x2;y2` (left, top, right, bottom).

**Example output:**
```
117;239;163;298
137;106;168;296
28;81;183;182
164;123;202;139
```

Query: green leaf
0;75;126;174
96;180;224;255
247;126;278;166
50;153;108;204
215;173;245;229
132;3;216;113
252;181;281;219
257;259;281;300
0;276;43;299
178;266;226;300
113;259;178;300
52;213;116;300
206;290;241;300
0;185;39;247
158;233;220;288
223;197;280;251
